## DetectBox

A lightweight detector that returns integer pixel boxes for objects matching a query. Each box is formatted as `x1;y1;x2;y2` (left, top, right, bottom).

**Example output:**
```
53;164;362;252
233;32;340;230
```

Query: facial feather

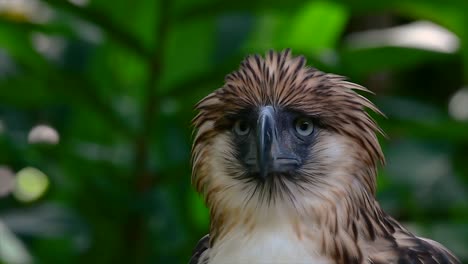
192;49;383;218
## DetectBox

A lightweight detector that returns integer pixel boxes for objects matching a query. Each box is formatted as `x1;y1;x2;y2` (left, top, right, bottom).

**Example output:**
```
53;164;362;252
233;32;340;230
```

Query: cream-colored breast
206;222;333;264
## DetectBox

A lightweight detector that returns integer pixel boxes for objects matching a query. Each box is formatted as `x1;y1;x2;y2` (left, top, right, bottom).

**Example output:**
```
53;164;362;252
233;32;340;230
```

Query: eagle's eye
294;117;314;136
233;120;250;136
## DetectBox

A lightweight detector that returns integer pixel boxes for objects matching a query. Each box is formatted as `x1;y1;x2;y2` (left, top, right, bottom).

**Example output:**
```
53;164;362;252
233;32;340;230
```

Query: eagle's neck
208;183;393;264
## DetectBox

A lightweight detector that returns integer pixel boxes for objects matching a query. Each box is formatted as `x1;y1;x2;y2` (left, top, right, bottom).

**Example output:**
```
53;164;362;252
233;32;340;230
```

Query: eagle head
192;49;384;239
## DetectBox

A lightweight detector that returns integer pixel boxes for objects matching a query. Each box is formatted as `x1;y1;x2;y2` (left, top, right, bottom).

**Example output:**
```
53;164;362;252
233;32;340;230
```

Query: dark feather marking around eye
224;109;255;122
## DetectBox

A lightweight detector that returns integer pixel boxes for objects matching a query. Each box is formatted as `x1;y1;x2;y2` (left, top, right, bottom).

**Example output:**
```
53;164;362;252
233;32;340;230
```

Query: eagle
189;49;460;264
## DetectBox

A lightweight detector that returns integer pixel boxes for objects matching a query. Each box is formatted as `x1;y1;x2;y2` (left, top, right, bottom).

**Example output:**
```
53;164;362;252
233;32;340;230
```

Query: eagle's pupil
299;122;309;131
239;122;248;131
295;117;314;136
234;120;250;136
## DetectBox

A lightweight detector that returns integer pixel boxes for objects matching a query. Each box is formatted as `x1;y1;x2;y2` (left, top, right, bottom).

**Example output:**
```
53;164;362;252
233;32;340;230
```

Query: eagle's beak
256;106;300;179
257;106;280;179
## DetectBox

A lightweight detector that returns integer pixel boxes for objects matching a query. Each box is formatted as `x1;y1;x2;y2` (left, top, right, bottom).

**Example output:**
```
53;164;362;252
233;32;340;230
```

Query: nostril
275;158;300;165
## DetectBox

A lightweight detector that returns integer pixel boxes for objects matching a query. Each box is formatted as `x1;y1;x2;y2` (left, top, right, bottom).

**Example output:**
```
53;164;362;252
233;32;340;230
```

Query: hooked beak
257;106;276;179
256;106;299;178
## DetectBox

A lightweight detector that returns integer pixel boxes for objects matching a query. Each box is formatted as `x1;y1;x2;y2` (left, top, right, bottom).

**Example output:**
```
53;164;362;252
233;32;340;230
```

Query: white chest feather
206;225;332;264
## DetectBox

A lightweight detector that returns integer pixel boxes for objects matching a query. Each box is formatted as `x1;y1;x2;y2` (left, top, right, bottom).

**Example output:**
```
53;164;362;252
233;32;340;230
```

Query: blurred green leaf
0;24;47;71
286;1;348;53
394;1;466;36
341;46;455;78
188;190;209;230
160;19;216;93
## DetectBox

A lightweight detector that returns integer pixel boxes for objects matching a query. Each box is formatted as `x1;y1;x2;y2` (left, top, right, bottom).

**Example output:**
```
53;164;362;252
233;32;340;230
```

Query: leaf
188;189;209;230
340;46;455;78
0;22;48;71
283;1;348;53
159;18;216;93
394;1;467;36
43;0;151;57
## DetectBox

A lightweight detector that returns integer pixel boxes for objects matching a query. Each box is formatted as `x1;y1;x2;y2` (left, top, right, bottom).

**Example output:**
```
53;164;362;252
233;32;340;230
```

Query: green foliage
0;0;468;263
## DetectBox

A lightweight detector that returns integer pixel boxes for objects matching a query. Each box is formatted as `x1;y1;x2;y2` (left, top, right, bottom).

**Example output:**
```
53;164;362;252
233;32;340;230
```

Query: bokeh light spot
31;33;66;62
346;21;459;54
13;167;49;202
0;166;15;197
449;87;468;121
0;0;53;23
28;124;60;145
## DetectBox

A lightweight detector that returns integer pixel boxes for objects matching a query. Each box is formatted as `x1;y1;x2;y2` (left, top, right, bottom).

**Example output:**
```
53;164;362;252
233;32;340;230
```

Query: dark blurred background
0;0;467;263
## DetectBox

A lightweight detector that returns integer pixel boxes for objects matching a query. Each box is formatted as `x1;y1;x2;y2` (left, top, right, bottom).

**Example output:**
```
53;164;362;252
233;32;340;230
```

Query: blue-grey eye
295;118;314;136
233;120;250;136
